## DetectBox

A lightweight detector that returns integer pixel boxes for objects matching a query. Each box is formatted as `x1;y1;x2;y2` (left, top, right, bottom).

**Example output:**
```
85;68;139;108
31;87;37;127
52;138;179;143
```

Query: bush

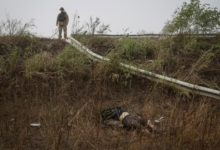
55;46;92;74
119;39;145;60
163;0;220;34
5;49;22;74
86;37;115;55
25;51;53;77
0;56;6;74
116;38;158;61
24;45;92;78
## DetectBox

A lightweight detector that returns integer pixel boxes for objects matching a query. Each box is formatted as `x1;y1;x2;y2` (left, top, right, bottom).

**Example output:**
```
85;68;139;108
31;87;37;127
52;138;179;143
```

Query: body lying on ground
101;107;164;133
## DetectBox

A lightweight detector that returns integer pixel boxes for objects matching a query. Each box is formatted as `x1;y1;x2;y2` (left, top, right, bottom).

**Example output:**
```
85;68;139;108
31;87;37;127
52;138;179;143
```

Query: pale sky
0;0;219;36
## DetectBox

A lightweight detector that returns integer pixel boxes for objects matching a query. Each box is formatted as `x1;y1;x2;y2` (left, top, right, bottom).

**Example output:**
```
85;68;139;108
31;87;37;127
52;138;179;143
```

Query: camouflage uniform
56;8;69;39
101;107;162;132
101;107;146;130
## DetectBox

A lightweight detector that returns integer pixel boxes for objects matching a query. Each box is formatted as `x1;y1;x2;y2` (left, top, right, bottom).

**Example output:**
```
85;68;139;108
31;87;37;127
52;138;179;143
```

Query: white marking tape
66;37;220;100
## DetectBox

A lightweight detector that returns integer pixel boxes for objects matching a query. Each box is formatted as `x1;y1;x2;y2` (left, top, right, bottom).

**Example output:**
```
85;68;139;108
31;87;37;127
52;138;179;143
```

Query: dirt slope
0;36;219;150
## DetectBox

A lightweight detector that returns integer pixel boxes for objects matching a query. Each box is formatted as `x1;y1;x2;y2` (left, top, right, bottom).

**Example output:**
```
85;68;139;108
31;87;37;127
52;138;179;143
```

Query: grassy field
0;35;219;149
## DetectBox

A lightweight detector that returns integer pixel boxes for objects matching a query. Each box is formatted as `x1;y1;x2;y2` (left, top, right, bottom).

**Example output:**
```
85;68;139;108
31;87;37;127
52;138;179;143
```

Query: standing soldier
56;7;69;39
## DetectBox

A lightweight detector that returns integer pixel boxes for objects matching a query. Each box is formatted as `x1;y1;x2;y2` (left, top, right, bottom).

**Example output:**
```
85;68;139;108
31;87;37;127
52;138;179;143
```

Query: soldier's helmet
60;7;64;11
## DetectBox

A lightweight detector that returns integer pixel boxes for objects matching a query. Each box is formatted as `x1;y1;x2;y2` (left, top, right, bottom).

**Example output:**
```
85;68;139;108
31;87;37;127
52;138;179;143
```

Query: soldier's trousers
58;25;67;39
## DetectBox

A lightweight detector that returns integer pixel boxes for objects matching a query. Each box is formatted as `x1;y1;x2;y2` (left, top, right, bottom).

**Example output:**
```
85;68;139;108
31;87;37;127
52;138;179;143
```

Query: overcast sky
0;0;219;37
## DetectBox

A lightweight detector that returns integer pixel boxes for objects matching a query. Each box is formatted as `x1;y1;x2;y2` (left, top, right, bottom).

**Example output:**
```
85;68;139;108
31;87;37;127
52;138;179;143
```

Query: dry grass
0;36;219;150
0;76;219;150
76;35;220;89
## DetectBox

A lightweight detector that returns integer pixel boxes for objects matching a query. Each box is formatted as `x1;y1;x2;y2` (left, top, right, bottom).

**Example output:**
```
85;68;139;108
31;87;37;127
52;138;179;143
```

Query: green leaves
163;0;220;34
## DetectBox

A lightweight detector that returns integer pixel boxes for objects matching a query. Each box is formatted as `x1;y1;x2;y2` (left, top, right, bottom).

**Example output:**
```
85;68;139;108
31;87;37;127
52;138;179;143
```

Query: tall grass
78;35;220;89
0;35;219;150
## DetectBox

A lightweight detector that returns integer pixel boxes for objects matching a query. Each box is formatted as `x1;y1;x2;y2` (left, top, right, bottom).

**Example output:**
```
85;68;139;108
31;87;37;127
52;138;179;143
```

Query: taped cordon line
66;37;220;100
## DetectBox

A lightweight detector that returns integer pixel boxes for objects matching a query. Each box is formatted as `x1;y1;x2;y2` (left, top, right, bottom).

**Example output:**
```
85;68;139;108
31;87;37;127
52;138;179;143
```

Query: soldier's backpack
58;12;66;22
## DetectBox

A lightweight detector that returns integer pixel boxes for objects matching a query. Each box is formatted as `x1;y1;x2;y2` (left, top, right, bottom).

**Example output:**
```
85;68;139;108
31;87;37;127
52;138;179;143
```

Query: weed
5;49;22;74
117;38;148;60
0;35;219;150
55;45;92;74
0;56;6;74
25;51;53;77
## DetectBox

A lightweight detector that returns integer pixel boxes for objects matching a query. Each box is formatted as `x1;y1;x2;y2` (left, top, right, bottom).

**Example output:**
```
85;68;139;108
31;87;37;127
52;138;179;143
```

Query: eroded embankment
0;36;219;150
75;35;220;89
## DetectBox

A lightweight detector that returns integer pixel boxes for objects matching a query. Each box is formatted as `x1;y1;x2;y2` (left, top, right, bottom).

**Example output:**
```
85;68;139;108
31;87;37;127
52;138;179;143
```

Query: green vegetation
115;38;158;61
163;0;220;34
76;34;220;89
0;37;91;80
25;51;53;77
1;1;220;149
0;33;219;150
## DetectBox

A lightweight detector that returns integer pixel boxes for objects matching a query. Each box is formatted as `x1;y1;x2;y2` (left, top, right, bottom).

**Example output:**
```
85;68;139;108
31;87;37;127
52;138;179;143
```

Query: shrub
94;54;134;88
25;51;53;77
143;38;159;59
5;49;22;74
163;0;220;34
55;46;92;74
24;45;92;78
190;50;215;74
118;39;145;60
86;37;115;55
0;56;6;74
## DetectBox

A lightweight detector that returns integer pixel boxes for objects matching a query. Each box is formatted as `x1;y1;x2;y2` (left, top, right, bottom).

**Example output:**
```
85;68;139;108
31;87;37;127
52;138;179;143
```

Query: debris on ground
30;123;41;127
